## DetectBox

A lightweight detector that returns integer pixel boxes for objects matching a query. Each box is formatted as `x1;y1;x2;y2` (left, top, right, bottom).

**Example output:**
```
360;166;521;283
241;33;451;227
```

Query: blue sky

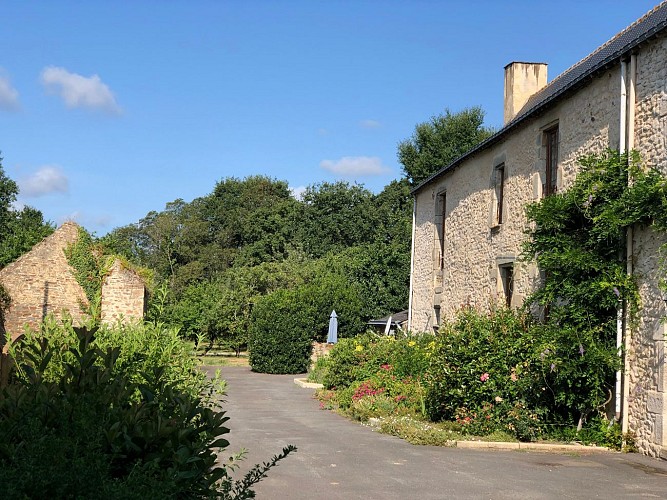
0;0;661;235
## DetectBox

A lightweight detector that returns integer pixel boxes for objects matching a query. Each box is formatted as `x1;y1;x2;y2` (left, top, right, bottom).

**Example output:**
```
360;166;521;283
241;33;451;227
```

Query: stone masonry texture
100;259;146;326
0;222;146;341
0;221;89;340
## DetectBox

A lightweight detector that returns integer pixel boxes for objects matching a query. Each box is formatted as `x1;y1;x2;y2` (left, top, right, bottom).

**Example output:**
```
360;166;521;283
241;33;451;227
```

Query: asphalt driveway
206;366;667;499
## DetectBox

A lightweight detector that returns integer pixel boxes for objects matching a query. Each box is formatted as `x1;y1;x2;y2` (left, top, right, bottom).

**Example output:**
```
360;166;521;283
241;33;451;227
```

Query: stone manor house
408;3;667;457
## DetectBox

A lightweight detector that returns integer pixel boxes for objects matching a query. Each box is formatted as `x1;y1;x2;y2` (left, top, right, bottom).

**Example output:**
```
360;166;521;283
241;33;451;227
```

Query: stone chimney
504;62;547;124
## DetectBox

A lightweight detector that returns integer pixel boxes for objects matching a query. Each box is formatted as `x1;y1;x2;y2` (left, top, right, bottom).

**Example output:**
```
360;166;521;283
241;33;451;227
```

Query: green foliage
423;306;621;439
0;320;294;498
398;107;494;185
377;416;462;446
0;206;54;267
103;174;413;354
297;181;378;258
314;333;431;421
64;226;105;307
248;288;314;374
320;333;393;390
424;308;541;426
324;241;410;323
549;415;623;450
524;151;644;327
522;150;667;421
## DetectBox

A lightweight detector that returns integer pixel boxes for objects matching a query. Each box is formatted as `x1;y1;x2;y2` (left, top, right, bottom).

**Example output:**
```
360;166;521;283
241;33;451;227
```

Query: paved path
207;366;667;499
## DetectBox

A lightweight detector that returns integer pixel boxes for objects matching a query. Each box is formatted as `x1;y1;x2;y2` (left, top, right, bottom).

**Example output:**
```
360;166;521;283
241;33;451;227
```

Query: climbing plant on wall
522;149;667;421
64;227;106;317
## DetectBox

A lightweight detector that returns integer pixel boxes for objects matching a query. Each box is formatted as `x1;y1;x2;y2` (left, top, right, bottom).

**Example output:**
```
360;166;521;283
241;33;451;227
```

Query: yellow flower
408;341;416;347
355;345;364;352
428;341;436;350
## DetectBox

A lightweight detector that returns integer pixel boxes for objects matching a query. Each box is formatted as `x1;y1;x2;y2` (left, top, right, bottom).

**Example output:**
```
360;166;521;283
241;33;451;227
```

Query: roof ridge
547;1;666;90
412;1;667;193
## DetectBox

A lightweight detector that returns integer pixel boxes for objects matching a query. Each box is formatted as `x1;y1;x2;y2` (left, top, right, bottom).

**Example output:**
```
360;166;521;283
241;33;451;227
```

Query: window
436;192;446;270
544;126;559;196
495;164;505;224
499;264;514;308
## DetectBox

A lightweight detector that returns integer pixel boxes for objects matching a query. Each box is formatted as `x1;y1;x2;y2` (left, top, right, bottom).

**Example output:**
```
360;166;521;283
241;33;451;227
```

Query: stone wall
0;222;148;340
100;259;146;326
410;32;667;456
412;63;620;332
0;221;89;340
311;341;334;365
624;34;667;458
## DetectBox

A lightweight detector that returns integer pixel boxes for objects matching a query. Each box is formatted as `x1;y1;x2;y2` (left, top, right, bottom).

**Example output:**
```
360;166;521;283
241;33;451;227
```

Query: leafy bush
248;288;314;374
320;333;393;390
424;307;540;423
314;333;430;420
0;320;294;498
424;306;621;441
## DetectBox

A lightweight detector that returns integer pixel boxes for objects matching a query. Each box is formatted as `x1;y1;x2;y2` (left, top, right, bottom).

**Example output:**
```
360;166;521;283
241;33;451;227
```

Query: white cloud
40;66;121;113
290;185;307;200
359;119;381;129
320;156;389;176
0;71;20;111
18;165;69;197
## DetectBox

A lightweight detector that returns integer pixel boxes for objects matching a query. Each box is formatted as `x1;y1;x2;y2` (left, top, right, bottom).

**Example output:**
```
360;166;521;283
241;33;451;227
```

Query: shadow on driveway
205;366;667;499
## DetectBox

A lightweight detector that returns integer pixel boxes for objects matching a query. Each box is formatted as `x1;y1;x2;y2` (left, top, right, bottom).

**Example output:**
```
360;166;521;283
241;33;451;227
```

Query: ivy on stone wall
64;227;105;315
524;150;667;317
65;228;154;322
522;149;667;420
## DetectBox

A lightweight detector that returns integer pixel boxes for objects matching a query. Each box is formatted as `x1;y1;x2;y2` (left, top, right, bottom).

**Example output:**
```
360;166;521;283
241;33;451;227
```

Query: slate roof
412;1;667;194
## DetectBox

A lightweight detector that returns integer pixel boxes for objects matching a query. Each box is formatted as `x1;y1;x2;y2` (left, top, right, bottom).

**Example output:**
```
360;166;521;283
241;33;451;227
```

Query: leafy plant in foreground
0;322;295;498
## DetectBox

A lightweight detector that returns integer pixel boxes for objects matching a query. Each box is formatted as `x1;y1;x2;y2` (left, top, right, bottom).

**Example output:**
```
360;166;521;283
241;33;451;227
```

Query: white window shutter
488;190;498;228
532;172;543;200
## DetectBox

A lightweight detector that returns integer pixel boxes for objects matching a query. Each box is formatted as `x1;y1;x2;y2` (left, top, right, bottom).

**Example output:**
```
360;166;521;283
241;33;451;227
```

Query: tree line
0;107;492;351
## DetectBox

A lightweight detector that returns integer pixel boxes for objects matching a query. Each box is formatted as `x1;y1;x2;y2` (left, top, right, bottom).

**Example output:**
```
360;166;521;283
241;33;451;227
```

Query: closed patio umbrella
327;310;338;344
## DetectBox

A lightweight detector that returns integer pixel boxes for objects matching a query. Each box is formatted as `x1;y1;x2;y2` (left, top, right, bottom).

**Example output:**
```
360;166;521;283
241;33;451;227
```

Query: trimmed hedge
248;288;314;374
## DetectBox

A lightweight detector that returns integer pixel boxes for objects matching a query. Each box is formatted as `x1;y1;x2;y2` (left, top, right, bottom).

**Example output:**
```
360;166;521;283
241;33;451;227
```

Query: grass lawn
196;354;249;367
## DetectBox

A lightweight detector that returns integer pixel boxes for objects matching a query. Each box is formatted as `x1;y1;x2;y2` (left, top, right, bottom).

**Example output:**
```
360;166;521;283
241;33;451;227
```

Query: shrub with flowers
315;304;621;444
424;307;541;427
314;332;431;420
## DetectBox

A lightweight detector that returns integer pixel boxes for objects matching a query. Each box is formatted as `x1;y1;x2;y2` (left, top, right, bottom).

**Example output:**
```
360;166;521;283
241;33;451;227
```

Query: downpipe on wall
616;54;636;434
621;54;637;437
616;59;627;423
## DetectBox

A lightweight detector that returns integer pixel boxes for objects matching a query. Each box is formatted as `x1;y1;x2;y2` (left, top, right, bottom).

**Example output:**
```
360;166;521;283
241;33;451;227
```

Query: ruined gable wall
100;259;146;326
0;221;89;339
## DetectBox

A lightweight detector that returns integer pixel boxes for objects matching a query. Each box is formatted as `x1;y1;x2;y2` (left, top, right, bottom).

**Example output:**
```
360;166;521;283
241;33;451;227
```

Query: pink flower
510;373;518;382
381;364;392;371
480;373;490;382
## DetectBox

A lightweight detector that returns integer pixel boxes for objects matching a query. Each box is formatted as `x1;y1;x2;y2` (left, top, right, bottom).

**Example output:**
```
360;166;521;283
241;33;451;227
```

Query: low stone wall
311;342;334;365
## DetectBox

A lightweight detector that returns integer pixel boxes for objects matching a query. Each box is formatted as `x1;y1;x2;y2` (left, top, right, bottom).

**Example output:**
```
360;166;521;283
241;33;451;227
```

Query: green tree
0;207;54;267
398;107;494;185
296;181;377;258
